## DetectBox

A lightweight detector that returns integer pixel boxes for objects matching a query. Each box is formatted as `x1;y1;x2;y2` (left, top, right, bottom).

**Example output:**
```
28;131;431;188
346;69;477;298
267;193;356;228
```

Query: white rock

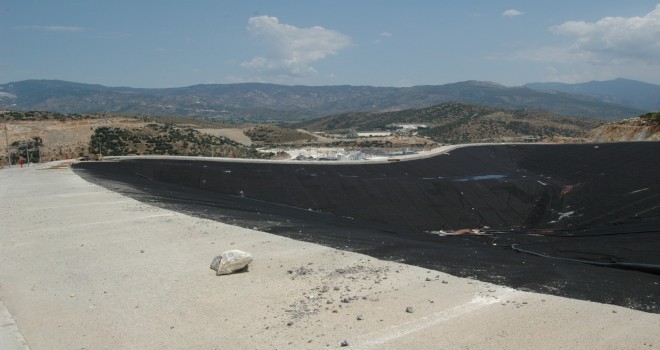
210;250;253;276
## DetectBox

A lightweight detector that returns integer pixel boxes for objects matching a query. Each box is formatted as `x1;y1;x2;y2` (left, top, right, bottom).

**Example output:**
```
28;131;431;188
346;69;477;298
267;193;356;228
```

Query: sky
1;1;660;88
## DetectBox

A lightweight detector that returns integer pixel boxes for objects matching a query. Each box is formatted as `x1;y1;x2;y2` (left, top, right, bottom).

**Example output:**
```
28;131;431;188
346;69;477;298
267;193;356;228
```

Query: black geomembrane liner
73;142;660;313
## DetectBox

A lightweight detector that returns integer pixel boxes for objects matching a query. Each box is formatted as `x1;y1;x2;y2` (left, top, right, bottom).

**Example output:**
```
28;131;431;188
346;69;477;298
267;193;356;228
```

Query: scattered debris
210;250;253;276
427;228;488;236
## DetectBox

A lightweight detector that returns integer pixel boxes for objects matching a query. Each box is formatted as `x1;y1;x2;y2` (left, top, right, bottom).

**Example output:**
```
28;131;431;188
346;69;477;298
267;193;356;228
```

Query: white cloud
502;9;523;17
241;16;352;78
373;31;393;44
549;4;660;64
503;5;660;83
17;25;85;32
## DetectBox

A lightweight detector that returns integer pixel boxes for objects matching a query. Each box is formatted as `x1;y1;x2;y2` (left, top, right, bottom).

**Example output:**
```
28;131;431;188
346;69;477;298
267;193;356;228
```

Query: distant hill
0;79;644;122
296;102;602;144
525;78;660;111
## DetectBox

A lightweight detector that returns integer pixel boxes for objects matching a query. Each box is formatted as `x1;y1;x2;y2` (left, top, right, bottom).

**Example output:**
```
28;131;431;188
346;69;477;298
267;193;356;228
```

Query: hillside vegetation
297;102;602;144
1;79;645;121
3;107;657;167
244;125;317;145
90;123;267;158
0;111;268;166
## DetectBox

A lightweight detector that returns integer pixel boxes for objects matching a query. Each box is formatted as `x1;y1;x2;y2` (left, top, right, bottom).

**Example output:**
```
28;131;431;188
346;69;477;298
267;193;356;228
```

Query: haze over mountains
525;78;660;112
0;78;656;122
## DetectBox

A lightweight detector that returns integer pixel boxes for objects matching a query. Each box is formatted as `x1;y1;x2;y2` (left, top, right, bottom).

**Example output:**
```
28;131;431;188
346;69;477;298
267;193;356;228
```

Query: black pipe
511;244;660;275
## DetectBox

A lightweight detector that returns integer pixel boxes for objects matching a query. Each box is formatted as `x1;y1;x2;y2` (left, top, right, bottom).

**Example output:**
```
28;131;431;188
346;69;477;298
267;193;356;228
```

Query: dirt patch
198;128;253;146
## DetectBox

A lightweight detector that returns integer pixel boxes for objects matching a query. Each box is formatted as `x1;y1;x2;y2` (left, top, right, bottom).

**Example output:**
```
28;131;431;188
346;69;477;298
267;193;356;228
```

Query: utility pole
3;112;9;168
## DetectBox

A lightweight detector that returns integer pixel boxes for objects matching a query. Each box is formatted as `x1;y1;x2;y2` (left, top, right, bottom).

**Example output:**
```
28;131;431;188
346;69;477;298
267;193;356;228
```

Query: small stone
340;340;349;347
405;306;414;313
441;280;448;284
425;277;432;281
140;250;145;253
210;250;253;276
287;321;293;326
334;286;341;291
357;315;363;321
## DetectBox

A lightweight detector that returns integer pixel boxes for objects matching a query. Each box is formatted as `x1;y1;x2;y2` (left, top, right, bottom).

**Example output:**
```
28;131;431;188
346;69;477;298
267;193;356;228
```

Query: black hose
511;244;660;275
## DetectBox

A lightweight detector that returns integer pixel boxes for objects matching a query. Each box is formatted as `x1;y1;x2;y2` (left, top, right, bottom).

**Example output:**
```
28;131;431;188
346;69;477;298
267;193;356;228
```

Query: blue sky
2;1;660;88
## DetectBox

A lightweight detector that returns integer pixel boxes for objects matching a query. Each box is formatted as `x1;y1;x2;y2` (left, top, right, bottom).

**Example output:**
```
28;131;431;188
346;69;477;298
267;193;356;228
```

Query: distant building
356;131;392;137
386;123;429;136
347;129;392;138
387;123;429;130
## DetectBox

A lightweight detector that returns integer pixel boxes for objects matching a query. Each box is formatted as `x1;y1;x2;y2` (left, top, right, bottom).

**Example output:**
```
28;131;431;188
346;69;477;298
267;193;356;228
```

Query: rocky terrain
587;112;660;141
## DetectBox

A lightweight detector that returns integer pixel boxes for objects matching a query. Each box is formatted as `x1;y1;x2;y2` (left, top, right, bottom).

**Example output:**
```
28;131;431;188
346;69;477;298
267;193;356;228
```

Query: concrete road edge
0;299;30;350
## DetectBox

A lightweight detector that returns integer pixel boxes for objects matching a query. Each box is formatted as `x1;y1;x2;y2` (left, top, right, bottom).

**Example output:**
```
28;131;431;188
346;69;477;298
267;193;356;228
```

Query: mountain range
0;78;655;122
525;78;660;111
